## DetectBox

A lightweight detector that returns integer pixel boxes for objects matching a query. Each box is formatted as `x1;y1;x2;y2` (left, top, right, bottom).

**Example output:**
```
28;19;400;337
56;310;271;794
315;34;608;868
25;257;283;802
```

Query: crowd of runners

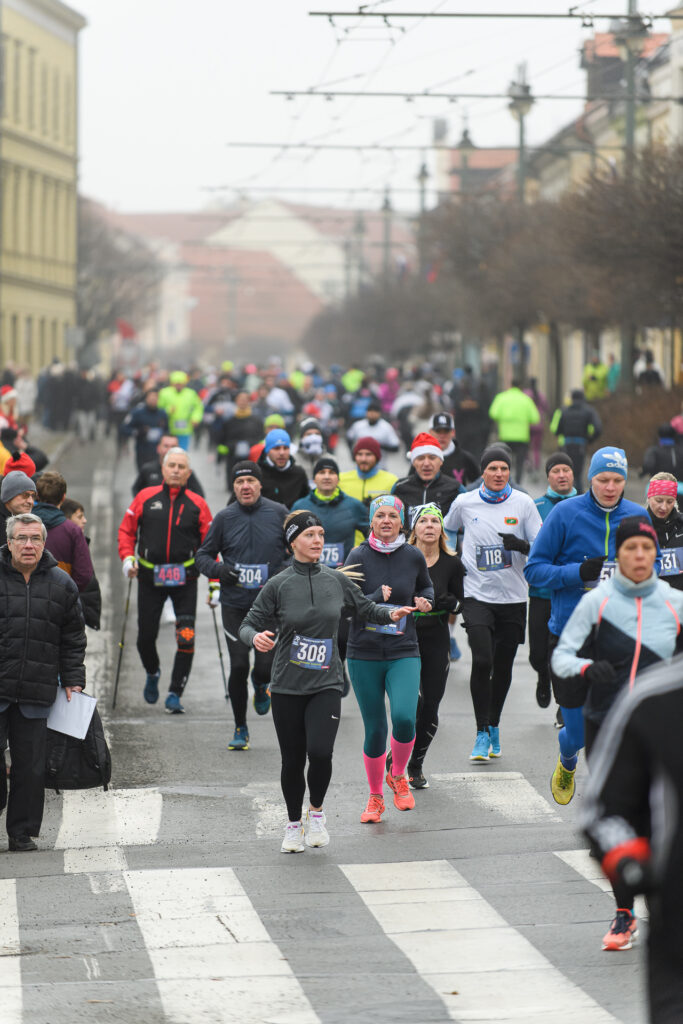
2;356;682;1021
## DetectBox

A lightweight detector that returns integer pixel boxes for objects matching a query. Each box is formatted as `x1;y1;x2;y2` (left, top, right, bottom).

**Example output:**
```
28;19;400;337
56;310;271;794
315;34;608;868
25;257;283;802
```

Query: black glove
435;593;460;614
497;532;530;555
220;565;242;587
579;555;607;582
584;660;616;685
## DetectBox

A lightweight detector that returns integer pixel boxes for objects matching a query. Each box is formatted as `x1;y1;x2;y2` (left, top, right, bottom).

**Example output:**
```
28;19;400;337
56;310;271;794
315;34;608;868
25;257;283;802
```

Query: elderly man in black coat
0;512;86;852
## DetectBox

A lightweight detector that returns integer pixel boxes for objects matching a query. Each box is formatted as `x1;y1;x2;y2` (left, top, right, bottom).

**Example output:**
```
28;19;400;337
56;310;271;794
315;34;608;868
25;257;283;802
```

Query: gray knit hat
1;471;37;504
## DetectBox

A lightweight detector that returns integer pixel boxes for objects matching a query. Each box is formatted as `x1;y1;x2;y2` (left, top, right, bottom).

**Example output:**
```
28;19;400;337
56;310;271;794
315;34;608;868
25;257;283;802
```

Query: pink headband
648;479;678;498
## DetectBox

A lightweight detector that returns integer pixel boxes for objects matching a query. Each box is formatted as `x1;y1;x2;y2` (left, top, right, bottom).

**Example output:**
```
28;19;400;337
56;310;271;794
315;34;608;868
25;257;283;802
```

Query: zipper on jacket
175;502;185;527
629;596;643;689
604;511;610;558
166;495;174;562
308;564;314;604
18;578;30;693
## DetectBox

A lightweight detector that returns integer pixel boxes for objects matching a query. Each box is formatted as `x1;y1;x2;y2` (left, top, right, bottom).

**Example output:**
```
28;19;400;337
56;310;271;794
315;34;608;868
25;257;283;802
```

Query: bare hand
253;630;276;652
390;605;417;622
381;585;392;601
64;686;83;702
413;596;432;613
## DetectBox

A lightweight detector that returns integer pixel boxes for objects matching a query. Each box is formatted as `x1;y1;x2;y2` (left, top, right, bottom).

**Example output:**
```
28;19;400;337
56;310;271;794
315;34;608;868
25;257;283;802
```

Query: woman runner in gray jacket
239;509;414;854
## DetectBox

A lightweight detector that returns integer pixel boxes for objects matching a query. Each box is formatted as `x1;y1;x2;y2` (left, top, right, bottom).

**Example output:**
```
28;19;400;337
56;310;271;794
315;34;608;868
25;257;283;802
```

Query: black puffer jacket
257;451;310;509
0;546;86;705
649;507;683;592
392;470;463;521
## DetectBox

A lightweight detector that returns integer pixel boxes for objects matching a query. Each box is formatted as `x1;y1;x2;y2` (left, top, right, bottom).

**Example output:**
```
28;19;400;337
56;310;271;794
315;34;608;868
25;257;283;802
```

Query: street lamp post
508;65;535;205
456;122;475;198
417;161;429;277
381;186;392;282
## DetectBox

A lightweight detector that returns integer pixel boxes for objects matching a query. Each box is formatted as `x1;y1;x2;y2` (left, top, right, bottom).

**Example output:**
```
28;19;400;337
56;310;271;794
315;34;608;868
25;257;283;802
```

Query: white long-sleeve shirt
444;488;542;604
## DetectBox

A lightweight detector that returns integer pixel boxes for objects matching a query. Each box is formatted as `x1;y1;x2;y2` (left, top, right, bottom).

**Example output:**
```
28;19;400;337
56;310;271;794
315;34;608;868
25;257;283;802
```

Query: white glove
208;585;220;608
122;556;137;579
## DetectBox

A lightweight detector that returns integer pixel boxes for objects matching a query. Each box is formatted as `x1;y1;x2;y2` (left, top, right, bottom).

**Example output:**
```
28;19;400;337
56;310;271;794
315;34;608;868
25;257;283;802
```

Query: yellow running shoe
551;754;576;805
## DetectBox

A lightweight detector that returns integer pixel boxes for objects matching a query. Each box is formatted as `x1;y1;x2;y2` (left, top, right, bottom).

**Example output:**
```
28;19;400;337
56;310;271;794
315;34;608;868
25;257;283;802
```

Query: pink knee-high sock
363;752;386;794
390;736;415;778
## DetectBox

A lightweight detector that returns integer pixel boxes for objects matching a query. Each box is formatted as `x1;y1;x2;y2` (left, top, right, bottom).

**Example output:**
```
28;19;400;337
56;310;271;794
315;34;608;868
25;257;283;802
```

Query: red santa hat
0;387;17;402
409;432;443;462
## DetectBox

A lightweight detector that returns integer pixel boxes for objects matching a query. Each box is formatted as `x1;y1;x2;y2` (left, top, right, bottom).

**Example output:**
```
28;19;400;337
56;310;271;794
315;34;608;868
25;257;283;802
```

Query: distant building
0;0;86;371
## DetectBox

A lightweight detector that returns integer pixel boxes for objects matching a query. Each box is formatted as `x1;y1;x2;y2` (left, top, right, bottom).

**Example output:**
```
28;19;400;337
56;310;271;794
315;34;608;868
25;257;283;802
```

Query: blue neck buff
357;465;379;480
547;487;577;500
479;482;512;504
660;438;675;447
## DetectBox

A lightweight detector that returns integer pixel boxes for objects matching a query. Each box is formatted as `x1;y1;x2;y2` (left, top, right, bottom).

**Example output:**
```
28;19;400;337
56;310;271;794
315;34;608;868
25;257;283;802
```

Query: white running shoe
304;809;329;848
161;598;176;625
281;821;305;854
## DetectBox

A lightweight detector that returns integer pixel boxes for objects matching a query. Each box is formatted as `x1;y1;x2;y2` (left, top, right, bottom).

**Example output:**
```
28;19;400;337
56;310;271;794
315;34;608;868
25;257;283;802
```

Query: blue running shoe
470;731;490;762
164;693;185;715
144;670;160;704
488;726;501;758
253;683;271;716
229;726;250;750
450;637;461;661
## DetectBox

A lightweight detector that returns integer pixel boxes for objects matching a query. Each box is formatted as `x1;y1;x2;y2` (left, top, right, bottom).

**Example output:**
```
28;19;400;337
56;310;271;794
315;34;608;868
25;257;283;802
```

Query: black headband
284;511;323;550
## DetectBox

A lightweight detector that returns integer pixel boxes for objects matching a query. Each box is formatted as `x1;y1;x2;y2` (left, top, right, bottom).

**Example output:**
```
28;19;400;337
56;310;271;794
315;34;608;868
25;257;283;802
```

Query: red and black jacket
118;483;213;581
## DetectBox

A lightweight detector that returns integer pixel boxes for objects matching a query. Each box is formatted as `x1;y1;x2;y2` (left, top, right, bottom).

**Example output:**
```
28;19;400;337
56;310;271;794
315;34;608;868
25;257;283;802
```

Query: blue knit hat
587;446;628;481
264;428;291;454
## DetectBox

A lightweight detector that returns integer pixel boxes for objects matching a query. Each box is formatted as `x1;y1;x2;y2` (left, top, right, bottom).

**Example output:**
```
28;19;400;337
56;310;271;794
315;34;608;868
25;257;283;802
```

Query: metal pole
382;188;392;280
518;112;526;204
111;577;133;710
621;0;638;391
210;606;229;699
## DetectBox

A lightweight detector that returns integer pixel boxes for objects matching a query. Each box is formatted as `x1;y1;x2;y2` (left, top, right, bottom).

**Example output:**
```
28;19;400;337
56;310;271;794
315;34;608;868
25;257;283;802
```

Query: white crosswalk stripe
124;867;321;1024
554;849;648;919
341;859;621;1023
54;787;162;850
0;879;22;1024
431;771;562;823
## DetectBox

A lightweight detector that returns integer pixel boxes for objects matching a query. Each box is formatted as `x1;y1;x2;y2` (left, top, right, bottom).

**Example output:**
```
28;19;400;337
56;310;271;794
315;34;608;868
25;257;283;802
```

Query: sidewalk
26;424;75;467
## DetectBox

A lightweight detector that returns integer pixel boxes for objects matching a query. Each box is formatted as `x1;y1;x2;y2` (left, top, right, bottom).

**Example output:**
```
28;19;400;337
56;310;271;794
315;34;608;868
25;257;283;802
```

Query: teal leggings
347;658;421;758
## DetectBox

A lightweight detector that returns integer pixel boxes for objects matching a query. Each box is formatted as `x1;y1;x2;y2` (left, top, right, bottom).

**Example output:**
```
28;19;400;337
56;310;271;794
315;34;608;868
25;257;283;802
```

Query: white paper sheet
47;689;97;740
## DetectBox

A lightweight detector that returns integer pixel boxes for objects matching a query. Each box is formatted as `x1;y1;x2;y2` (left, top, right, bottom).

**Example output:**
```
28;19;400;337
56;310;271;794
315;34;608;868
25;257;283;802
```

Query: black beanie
545;451;575;475
231;460;262;486
313;456;339;476
615;515;658;553
284;510;323;551
480;446;512;472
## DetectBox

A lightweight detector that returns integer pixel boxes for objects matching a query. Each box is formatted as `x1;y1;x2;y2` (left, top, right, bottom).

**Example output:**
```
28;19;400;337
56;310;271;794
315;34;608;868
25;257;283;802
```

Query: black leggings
585;716;633;913
270;689;341;822
462;599;525;731
413;620;451;768
222;605;275;727
136;576;197;695
528;596;551;687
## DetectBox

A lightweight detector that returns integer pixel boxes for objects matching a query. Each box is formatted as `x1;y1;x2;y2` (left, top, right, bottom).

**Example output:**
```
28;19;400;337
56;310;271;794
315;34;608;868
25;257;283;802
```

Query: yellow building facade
0;0;85;371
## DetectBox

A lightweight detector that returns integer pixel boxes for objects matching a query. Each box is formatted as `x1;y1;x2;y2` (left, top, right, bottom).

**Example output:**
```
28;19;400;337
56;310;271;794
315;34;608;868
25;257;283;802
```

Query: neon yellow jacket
488;387;540;443
339;467;398;545
157;386;204;437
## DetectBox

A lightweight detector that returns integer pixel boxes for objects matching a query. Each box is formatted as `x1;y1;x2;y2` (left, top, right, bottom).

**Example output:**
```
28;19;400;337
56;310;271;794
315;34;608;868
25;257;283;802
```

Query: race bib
585;560;617;589
320;542;344;566
660;548;682;577
289;634;332;670
475;544;512;572
174;419;188;430
146;427;162;442
365;605;406;635
235;563;268;590
235;441;250;457
154;563;186;587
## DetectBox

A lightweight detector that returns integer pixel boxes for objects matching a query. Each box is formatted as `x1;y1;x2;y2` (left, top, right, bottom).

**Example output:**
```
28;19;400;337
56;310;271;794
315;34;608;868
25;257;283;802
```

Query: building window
41;62;48;135
13;40;21;123
51;319;58;360
10;315;18;362
52;68;59;139
39;318;45;367
64;75;73;146
27;48;36;130
24;317;33;365
0;36;8;119
26;172;34;255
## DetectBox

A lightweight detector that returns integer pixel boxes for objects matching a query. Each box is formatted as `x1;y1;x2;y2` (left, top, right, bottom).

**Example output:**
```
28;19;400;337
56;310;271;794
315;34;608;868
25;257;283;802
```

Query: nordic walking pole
211;605;229;699
112;577;133;710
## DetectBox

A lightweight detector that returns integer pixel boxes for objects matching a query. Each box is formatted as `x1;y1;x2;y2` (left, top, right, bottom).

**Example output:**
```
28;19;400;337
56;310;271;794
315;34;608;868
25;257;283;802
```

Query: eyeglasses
11;535;45;546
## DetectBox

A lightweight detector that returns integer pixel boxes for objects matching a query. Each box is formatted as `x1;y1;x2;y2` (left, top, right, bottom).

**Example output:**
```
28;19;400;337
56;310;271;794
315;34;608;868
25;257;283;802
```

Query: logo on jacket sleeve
149;500;163;510
504;516;518;525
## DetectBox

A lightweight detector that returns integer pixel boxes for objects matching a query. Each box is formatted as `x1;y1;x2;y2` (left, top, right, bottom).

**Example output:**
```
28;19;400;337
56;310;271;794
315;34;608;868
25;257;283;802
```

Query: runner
338;437;398;514
256;428;309;508
215;391;264;490
238;509;412;853
346;399;400;464
582;656;683;1019
443;446;542;761
406;503;465;789
525;446;648;792
392;432;462;520
344;495;434;822
552;515;683;951
132;433;204;497
290;456;367;571
195;461;288;749
528;453;577;709
157;371;204;451
118;447;213;713
646;473;683;591
428;412;479;488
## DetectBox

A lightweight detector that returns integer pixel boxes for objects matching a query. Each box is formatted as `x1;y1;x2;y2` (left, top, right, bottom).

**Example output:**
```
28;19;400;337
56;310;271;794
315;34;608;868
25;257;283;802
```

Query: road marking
55;788;162;849
124;867;320;1024
64;845;129;874
0;879;22;1024
431;771;562;824
554;849;648;919
341;859;620;1022
241;780;284;837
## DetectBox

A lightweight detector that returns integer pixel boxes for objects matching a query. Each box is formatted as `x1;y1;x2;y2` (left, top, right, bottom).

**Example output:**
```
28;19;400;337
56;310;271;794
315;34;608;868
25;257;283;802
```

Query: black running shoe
536;677;551;709
408;763;429;789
